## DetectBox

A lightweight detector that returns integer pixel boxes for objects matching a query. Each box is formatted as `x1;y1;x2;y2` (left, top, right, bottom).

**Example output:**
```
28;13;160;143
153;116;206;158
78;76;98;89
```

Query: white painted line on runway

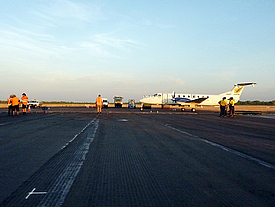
25;188;47;199
0;114;56;127
61;116;99;150
165;124;199;138
0;122;12;126
118;119;128;122
37;116;99;207
166;124;275;171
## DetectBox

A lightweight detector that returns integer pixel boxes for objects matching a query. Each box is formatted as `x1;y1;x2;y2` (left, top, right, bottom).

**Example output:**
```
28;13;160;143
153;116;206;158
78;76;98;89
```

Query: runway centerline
37;117;99;206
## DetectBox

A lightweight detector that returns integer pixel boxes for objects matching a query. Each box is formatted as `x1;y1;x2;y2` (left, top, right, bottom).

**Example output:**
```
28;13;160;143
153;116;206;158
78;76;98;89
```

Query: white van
102;98;109;108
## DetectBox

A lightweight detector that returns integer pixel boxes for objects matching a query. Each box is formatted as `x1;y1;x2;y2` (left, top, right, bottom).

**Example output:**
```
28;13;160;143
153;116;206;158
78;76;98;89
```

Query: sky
0;0;274;102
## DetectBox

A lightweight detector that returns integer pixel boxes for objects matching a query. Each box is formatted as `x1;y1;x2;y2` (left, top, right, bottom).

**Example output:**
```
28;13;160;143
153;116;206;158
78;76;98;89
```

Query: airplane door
162;93;168;104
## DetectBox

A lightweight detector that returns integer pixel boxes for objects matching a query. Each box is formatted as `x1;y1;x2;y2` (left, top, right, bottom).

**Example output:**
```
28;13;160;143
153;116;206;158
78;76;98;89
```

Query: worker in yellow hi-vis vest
219;97;228;117
228;97;236;117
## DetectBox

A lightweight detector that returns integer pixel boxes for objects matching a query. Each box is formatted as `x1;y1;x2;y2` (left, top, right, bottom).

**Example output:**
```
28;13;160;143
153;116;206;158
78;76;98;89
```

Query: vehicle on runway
102;98;109;108
128;99;136;108
27;99;42;108
140;82;256;112
114;96;123;108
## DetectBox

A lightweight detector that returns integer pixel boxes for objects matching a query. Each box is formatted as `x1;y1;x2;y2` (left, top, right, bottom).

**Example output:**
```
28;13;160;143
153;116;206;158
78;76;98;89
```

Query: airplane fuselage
140;83;256;109
140;93;233;106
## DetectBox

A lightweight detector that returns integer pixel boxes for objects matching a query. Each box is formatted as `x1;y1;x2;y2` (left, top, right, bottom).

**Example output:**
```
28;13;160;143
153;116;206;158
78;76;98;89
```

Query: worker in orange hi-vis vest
11;94;20;116
96;94;103;114
7;95;13;116
21;93;28;115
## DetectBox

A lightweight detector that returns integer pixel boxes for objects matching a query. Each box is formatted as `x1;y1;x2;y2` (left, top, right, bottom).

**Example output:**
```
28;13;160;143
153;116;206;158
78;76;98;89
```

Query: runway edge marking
165;124;275;171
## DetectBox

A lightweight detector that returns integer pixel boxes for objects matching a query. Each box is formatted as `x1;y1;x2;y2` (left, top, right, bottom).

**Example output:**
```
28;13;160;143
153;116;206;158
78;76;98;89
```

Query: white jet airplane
140;82;256;112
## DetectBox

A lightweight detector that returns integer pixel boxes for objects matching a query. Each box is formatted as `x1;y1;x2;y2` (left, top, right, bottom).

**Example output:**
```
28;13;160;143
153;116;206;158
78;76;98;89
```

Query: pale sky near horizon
1;0;274;102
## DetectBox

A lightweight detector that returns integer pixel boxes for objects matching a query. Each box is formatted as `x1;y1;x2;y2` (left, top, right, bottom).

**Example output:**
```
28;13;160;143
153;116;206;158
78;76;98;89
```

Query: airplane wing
177;97;208;105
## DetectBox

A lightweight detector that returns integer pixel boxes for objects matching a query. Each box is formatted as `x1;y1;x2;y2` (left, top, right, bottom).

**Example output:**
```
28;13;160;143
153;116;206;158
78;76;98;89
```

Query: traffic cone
28;105;31;112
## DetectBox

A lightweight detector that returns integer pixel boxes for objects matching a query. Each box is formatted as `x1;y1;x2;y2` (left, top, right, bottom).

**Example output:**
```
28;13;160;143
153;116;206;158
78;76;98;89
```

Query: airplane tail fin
220;82;256;102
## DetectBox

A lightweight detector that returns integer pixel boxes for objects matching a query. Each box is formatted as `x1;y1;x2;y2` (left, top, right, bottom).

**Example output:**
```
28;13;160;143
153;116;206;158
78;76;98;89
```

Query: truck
113;96;123;108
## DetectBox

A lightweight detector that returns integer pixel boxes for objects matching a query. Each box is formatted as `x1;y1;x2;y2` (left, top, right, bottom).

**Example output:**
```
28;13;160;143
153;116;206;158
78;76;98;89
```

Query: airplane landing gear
181;108;196;112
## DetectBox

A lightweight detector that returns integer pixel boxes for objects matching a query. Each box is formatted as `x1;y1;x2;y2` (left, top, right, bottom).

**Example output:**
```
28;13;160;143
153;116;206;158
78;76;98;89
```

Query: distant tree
237;100;275;105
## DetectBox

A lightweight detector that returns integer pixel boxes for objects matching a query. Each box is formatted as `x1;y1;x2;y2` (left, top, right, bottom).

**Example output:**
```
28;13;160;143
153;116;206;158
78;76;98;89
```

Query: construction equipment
114;96;123;108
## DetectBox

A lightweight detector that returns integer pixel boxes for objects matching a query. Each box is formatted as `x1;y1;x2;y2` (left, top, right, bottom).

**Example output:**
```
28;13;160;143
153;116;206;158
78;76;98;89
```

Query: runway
0;108;275;206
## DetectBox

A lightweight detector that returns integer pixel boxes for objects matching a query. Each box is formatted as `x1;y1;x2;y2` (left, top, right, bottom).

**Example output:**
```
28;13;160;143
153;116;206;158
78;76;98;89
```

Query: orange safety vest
21;96;28;105
7;98;12;106
96;97;103;105
11;97;20;106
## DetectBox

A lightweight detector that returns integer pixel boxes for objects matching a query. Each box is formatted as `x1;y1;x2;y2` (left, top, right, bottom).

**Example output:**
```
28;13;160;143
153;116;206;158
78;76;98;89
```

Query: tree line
237;100;275;105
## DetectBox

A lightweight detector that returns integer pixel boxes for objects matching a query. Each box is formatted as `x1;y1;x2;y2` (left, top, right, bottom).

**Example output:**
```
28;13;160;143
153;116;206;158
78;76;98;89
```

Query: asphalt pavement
0;108;275;206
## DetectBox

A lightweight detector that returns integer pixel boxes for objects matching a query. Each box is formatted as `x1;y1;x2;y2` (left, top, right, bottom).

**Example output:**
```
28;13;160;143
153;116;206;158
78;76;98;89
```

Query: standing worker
228;97;236;117
96;94;103;114
7;95;13;116
219;97;228;117
11;94;20;116
21;93;28;115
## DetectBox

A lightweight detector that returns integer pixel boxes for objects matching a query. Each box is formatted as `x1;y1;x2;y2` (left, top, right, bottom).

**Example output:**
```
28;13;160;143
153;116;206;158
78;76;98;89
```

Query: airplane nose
140;98;147;103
